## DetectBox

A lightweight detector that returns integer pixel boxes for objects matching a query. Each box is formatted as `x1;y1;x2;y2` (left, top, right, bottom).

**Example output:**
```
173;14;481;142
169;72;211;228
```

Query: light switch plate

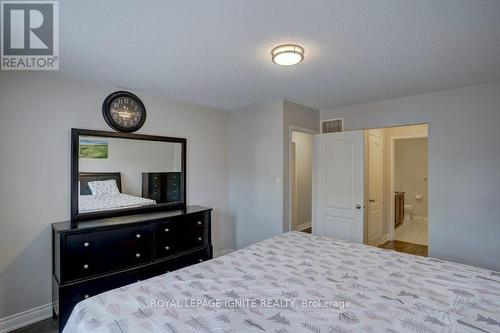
274;177;282;187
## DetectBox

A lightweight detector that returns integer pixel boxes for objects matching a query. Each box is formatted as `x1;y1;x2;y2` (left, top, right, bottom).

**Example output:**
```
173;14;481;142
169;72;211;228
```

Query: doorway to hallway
290;130;314;232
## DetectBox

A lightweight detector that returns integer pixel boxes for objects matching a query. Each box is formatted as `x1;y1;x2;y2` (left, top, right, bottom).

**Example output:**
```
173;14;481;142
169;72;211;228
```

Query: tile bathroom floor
394;218;428;245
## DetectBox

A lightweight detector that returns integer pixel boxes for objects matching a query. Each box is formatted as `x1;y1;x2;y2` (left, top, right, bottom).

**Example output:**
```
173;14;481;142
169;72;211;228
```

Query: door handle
369;199;375;203
355;204;361;209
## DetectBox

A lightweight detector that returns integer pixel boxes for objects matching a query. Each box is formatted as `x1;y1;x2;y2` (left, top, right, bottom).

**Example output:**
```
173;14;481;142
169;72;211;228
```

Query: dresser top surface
52;205;212;232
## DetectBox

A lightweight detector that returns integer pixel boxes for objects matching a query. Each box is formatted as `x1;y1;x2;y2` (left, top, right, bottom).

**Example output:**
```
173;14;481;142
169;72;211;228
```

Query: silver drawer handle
84;294;89;299
197;221;202;225
197;237;202;241
83;242;89;247
164;228;169;232
136;253;141;258
198;259;203;263
83;264;89;270
165;246;170;250
136;234;141;239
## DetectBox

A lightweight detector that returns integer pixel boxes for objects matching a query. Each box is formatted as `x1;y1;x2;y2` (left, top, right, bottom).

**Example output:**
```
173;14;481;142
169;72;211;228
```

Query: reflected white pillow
88;180;120;196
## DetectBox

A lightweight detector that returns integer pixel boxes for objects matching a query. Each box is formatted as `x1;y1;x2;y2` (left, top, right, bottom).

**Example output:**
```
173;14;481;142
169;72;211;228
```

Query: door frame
388;133;428;241
288;125;318;232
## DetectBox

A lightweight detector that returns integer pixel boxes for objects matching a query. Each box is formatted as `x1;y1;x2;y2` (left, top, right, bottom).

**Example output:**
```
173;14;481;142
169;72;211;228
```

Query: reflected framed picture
79;138;108;159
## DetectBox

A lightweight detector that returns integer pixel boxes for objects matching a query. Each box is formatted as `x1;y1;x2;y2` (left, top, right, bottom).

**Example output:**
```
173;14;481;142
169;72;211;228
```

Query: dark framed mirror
71;128;186;221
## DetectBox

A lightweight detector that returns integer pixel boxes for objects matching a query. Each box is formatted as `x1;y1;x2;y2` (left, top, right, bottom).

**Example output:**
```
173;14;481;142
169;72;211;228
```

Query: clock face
103;92;146;132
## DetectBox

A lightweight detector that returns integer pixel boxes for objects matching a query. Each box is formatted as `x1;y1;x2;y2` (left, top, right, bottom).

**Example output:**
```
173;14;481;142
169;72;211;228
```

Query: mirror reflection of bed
78;135;182;214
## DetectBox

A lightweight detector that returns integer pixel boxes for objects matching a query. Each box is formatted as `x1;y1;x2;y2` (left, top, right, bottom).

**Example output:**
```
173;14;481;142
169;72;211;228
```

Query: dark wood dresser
52;205;212;331
142;172;181;203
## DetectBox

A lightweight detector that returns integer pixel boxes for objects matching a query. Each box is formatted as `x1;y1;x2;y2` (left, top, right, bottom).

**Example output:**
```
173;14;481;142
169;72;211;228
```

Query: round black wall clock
102;91;146;132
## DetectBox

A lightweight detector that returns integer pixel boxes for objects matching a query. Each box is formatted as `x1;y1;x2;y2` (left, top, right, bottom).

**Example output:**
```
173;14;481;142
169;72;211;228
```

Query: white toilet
403;204;413;224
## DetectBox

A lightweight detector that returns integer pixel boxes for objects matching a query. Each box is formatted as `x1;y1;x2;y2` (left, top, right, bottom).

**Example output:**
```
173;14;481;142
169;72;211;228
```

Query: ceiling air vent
321;118;344;133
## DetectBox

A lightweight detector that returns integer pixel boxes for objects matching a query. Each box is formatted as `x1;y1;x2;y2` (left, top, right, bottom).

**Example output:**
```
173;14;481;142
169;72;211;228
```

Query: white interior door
367;131;384;246
312;130;364;243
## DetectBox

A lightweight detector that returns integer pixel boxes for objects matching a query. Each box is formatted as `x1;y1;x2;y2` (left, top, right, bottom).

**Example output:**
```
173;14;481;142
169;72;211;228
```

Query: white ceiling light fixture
271;44;304;66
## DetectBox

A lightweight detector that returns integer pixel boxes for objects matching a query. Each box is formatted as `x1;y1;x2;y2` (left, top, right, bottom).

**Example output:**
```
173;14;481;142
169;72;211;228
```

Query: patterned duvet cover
64;232;500;333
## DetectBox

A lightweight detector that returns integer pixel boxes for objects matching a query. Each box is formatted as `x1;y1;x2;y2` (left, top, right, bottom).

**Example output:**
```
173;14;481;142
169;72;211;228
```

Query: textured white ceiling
59;0;500;110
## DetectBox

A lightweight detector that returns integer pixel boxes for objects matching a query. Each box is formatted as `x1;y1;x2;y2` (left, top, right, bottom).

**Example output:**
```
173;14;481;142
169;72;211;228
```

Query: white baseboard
214;248;234;258
0;303;53;333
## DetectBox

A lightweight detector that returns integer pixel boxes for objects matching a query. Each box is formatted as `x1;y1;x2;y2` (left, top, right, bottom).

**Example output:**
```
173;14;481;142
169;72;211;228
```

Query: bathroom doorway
365;124;429;256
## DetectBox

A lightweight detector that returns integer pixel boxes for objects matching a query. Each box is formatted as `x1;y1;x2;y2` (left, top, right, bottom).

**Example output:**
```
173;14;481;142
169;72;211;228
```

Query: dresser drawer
57;246;212;329
61;224;153;283
138;246;212;277
155;213;208;239
146;173;166;201
156;231;208;259
153;246;212;275
59;266;143;311
60;246;212;308
58;264;152;329
166;173;181;202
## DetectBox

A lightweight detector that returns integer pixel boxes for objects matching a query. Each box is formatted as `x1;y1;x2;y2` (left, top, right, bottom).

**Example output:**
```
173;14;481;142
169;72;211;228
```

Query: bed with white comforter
63;232;500;333
79;194;156;213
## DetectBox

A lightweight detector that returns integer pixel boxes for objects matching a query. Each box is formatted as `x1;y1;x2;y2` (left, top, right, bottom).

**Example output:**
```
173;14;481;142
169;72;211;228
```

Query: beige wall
0;72;231;319
395;138;429;218
321;81;500;271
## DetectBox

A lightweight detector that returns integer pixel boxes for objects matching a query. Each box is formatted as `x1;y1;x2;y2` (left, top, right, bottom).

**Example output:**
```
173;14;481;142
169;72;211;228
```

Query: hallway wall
292;131;313;229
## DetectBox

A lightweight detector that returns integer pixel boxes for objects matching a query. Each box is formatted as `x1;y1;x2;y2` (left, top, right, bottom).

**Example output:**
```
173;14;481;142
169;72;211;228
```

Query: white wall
80;137;181;197
321;81;500;271
0;72;231;320
292;131;313;229
395;138;428;218
228;100;284;249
